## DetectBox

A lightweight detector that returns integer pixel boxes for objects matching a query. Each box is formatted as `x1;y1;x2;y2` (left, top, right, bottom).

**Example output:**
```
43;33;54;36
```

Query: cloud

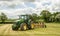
0;1;25;10
0;0;35;2
24;2;36;8
0;0;12;1
0;0;60;19
21;0;35;2
0;7;34;19
34;0;60;12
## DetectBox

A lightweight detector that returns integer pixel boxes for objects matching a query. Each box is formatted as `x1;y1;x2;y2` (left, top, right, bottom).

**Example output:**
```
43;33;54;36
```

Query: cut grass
0;24;4;26
11;23;60;36
17;23;60;36
0;23;60;36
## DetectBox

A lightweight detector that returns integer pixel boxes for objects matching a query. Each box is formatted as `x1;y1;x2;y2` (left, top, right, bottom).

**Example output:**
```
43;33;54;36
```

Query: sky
0;0;60;19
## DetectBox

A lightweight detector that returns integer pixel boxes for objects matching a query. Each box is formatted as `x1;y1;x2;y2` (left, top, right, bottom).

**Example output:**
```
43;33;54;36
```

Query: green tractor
12;15;34;31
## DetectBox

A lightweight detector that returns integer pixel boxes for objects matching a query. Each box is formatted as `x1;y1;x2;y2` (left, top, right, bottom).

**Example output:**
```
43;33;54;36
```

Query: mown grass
0;23;60;36
7;23;60;36
0;24;4;26
11;23;60;36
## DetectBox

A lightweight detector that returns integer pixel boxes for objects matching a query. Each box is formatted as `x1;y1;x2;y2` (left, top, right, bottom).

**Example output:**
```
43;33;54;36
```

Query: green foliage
0;10;60;23
0;13;8;23
51;12;60;22
55;14;60;22
25;13;38;23
28;10;60;23
40;10;60;23
40;10;51;22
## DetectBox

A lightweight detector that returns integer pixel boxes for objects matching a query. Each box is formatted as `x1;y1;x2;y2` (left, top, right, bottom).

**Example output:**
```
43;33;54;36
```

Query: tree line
0;13;8;23
41;10;60;22
31;10;60;23
0;10;60;23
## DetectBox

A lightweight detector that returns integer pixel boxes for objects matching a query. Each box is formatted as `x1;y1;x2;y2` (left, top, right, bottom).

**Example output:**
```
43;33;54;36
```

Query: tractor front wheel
12;25;18;31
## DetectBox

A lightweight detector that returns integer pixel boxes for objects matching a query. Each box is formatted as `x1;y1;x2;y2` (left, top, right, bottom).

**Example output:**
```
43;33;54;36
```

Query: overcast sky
0;0;60;19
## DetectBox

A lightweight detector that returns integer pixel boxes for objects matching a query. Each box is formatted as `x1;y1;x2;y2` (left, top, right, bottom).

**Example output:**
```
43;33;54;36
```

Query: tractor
12;15;34;31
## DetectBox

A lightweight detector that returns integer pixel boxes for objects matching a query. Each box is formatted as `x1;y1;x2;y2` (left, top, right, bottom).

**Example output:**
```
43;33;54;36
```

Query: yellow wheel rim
24;25;27;30
31;24;34;29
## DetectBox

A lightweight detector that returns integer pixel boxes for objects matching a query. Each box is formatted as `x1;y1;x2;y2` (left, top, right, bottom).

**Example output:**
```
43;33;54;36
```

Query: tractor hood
15;19;24;23
15;19;25;25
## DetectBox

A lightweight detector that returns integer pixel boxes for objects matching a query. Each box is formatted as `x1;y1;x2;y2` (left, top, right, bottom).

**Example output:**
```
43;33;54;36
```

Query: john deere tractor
12;15;34;31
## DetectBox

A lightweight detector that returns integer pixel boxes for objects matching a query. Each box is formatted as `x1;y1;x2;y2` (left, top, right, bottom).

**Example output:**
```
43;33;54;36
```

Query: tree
31;13;38;23
0;13;8;23
40;10;51;22
53;12;60;17
52;12;60;22
55;14;60;22
49;15;55;22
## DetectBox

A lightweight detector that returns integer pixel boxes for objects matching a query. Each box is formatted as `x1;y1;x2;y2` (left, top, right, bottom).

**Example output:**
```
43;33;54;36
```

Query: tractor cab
19;15;29;20
19;15;31;24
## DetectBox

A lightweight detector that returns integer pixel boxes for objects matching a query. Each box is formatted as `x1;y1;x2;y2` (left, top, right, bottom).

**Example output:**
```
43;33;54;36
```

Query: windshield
19;15;28;20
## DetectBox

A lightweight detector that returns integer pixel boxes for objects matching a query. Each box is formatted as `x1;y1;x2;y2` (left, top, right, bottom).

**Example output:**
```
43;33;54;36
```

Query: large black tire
12;25;18;30
20;23;27;31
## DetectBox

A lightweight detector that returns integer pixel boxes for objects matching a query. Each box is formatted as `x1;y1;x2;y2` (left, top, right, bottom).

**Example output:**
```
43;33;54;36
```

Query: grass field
0;23;60;36
0;24;4;26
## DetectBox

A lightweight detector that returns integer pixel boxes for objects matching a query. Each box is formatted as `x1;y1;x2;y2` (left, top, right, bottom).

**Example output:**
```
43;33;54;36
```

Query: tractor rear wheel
29;24;34;29
20;23;27;31
31;24;34;29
